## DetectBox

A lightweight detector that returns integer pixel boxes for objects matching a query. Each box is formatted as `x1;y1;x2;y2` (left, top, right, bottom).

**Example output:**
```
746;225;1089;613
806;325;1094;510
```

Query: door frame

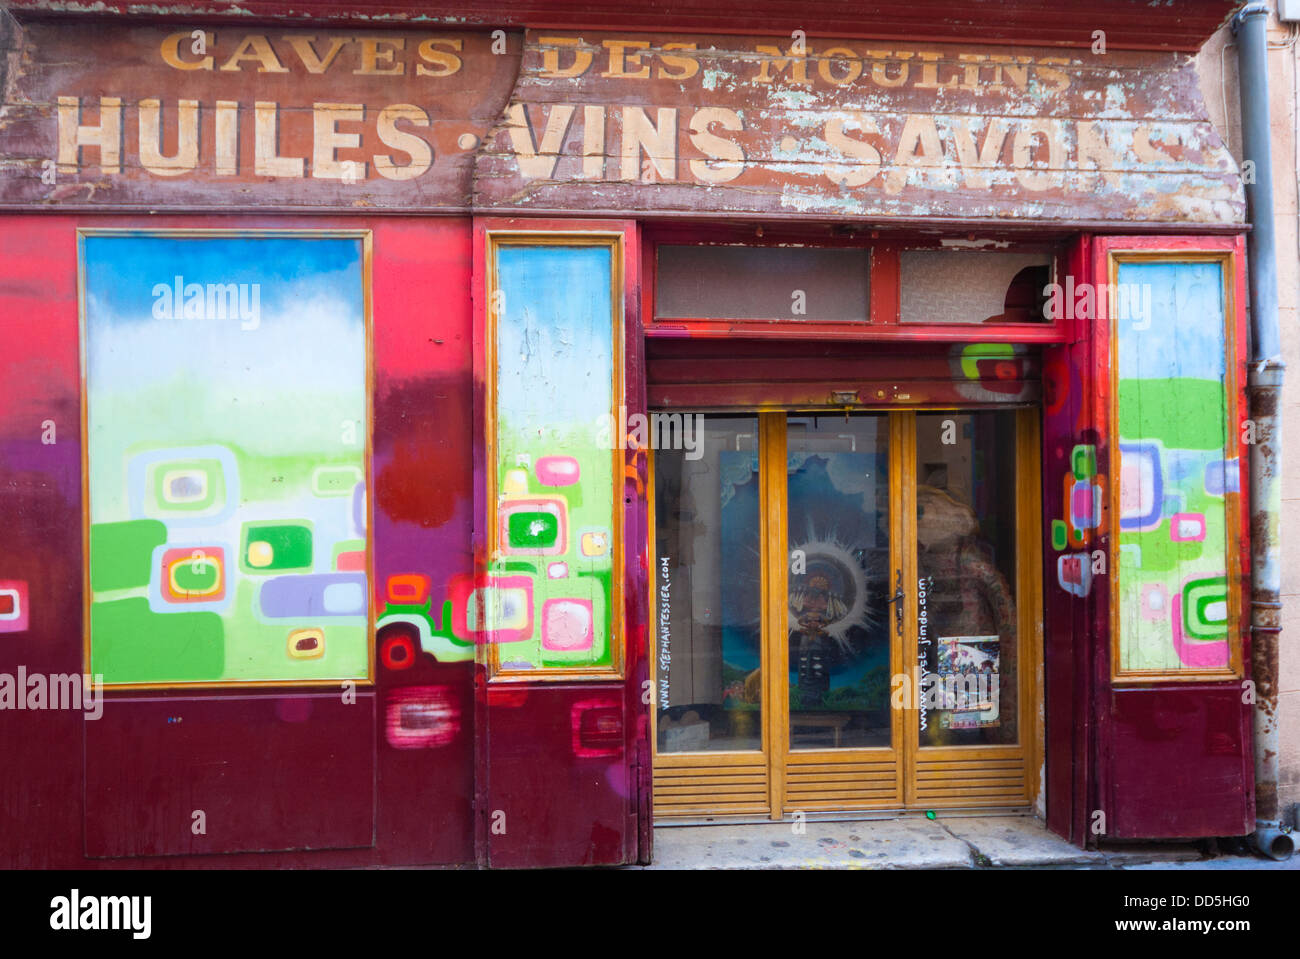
649;405;1044;821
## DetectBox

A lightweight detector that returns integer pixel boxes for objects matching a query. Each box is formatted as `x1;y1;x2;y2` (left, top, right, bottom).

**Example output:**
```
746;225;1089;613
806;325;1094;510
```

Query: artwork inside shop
82;234;369;685
1114;260;1235;674
487;243;618;672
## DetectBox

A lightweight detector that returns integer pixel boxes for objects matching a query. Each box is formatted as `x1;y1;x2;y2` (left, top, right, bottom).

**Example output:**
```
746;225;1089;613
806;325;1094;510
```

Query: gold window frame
77;227;376;690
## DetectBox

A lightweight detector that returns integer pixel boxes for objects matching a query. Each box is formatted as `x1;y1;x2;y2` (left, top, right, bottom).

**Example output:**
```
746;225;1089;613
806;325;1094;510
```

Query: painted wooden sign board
0;22;1244;225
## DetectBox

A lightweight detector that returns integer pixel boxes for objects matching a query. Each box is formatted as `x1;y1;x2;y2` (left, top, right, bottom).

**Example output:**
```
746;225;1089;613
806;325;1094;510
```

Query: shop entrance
651;408;1041;820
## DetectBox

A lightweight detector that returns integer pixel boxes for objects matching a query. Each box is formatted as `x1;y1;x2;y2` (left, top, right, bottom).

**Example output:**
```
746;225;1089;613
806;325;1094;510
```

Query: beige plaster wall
1197;1;1300;822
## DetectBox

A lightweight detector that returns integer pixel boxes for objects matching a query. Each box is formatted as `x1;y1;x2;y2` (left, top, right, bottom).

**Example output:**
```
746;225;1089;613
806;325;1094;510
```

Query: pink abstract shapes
0;580;29;633
1056;553;1092;598
1140;583;1170;622
542;598;594;651
336;550;366;572
1170;592;1230;669
385;685;459;749
570;698;623;758
547;562;568;579
535;455;581;487
1070;478;1102;531
449;573;534;643
1170;513;1207;542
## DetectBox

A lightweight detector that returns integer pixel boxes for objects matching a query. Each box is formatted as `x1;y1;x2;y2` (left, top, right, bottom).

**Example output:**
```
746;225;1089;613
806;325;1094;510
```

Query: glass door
652;409;1038;820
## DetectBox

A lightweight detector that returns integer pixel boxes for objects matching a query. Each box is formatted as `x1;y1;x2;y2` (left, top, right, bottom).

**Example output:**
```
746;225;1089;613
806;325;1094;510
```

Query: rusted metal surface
0;0;1244;53
0;21;522;208
1;22;1247;224
473;31;1246;226
1249;368;1283;822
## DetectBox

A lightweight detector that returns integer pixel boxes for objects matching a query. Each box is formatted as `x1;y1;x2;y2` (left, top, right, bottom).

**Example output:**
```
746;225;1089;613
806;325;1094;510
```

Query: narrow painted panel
1114;260;1231;673
83;235;369;684
491;244;616;671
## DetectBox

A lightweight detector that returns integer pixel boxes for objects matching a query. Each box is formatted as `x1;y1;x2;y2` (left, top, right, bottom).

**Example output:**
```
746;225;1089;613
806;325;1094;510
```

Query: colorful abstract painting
487;242;618;674
82;234;369;684
1114;260;1235;674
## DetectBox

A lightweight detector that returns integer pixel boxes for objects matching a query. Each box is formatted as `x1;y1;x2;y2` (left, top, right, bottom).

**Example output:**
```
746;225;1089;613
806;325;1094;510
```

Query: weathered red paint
0;0;1242;53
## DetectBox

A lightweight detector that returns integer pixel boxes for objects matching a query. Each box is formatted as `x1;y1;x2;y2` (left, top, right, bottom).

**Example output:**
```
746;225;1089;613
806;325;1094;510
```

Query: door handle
887;570;904;636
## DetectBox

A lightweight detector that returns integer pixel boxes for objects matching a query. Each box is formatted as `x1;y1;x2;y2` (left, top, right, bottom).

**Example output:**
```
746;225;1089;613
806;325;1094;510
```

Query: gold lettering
816;47;862;86
913;51;959;90
416;37;463;77
602;39;651;79
957;54;989;92
1035;57;1071;93
160;31;213;70
56;96;121;174
284;36;352;74
865;50;910;87
754;44;809;84
658;43;699;80
989;54;1034;90
138;98;199;177
539;37;593;78
219;35;290;73
356;37;405;75
375;104;432;180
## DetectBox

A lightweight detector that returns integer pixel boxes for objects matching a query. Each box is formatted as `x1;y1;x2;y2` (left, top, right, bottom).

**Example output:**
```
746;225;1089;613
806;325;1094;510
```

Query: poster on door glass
935;635;1000;729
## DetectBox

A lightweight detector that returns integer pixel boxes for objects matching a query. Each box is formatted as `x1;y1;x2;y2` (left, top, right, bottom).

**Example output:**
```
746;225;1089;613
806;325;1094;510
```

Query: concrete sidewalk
636;815;1296;869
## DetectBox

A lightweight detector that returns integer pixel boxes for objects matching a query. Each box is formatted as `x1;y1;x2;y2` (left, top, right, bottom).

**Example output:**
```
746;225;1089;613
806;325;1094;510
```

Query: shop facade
0;0;1264;868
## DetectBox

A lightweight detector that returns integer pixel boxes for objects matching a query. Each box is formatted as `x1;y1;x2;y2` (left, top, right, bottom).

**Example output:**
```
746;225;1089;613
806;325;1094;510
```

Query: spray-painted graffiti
1113;260;1235;673
82;234;369;684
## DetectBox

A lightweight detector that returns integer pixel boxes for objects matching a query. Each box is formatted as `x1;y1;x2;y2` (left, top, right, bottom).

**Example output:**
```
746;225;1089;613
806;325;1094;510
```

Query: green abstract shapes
91;597;224;682
1051;519;1068;551
240;521;313;573
1117;379;1227;450
1121;526;1203;573
90;519;167;592
960;343;1014;381
507;511;560;549
1184;576;1229;640
173;560;219;593
1071;445;1096;480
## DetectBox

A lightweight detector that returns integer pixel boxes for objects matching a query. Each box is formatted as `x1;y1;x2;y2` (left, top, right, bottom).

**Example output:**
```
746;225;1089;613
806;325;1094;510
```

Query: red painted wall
0;215;485;867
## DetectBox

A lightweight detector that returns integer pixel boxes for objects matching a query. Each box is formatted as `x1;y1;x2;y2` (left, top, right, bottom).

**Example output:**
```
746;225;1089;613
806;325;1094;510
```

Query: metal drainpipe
1234;2;1293;860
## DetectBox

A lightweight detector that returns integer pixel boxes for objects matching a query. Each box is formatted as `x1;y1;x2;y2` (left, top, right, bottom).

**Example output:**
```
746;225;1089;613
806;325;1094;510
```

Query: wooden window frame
473;217;639;683
1098;235;1249;684
77;226;376;691
643;224;1072;344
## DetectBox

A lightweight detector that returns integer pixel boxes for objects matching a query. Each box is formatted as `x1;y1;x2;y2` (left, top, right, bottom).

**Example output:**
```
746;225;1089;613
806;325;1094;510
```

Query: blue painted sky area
496;244;613;437
83;235;363;326
1116;260;1225;382
82;235;366;458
